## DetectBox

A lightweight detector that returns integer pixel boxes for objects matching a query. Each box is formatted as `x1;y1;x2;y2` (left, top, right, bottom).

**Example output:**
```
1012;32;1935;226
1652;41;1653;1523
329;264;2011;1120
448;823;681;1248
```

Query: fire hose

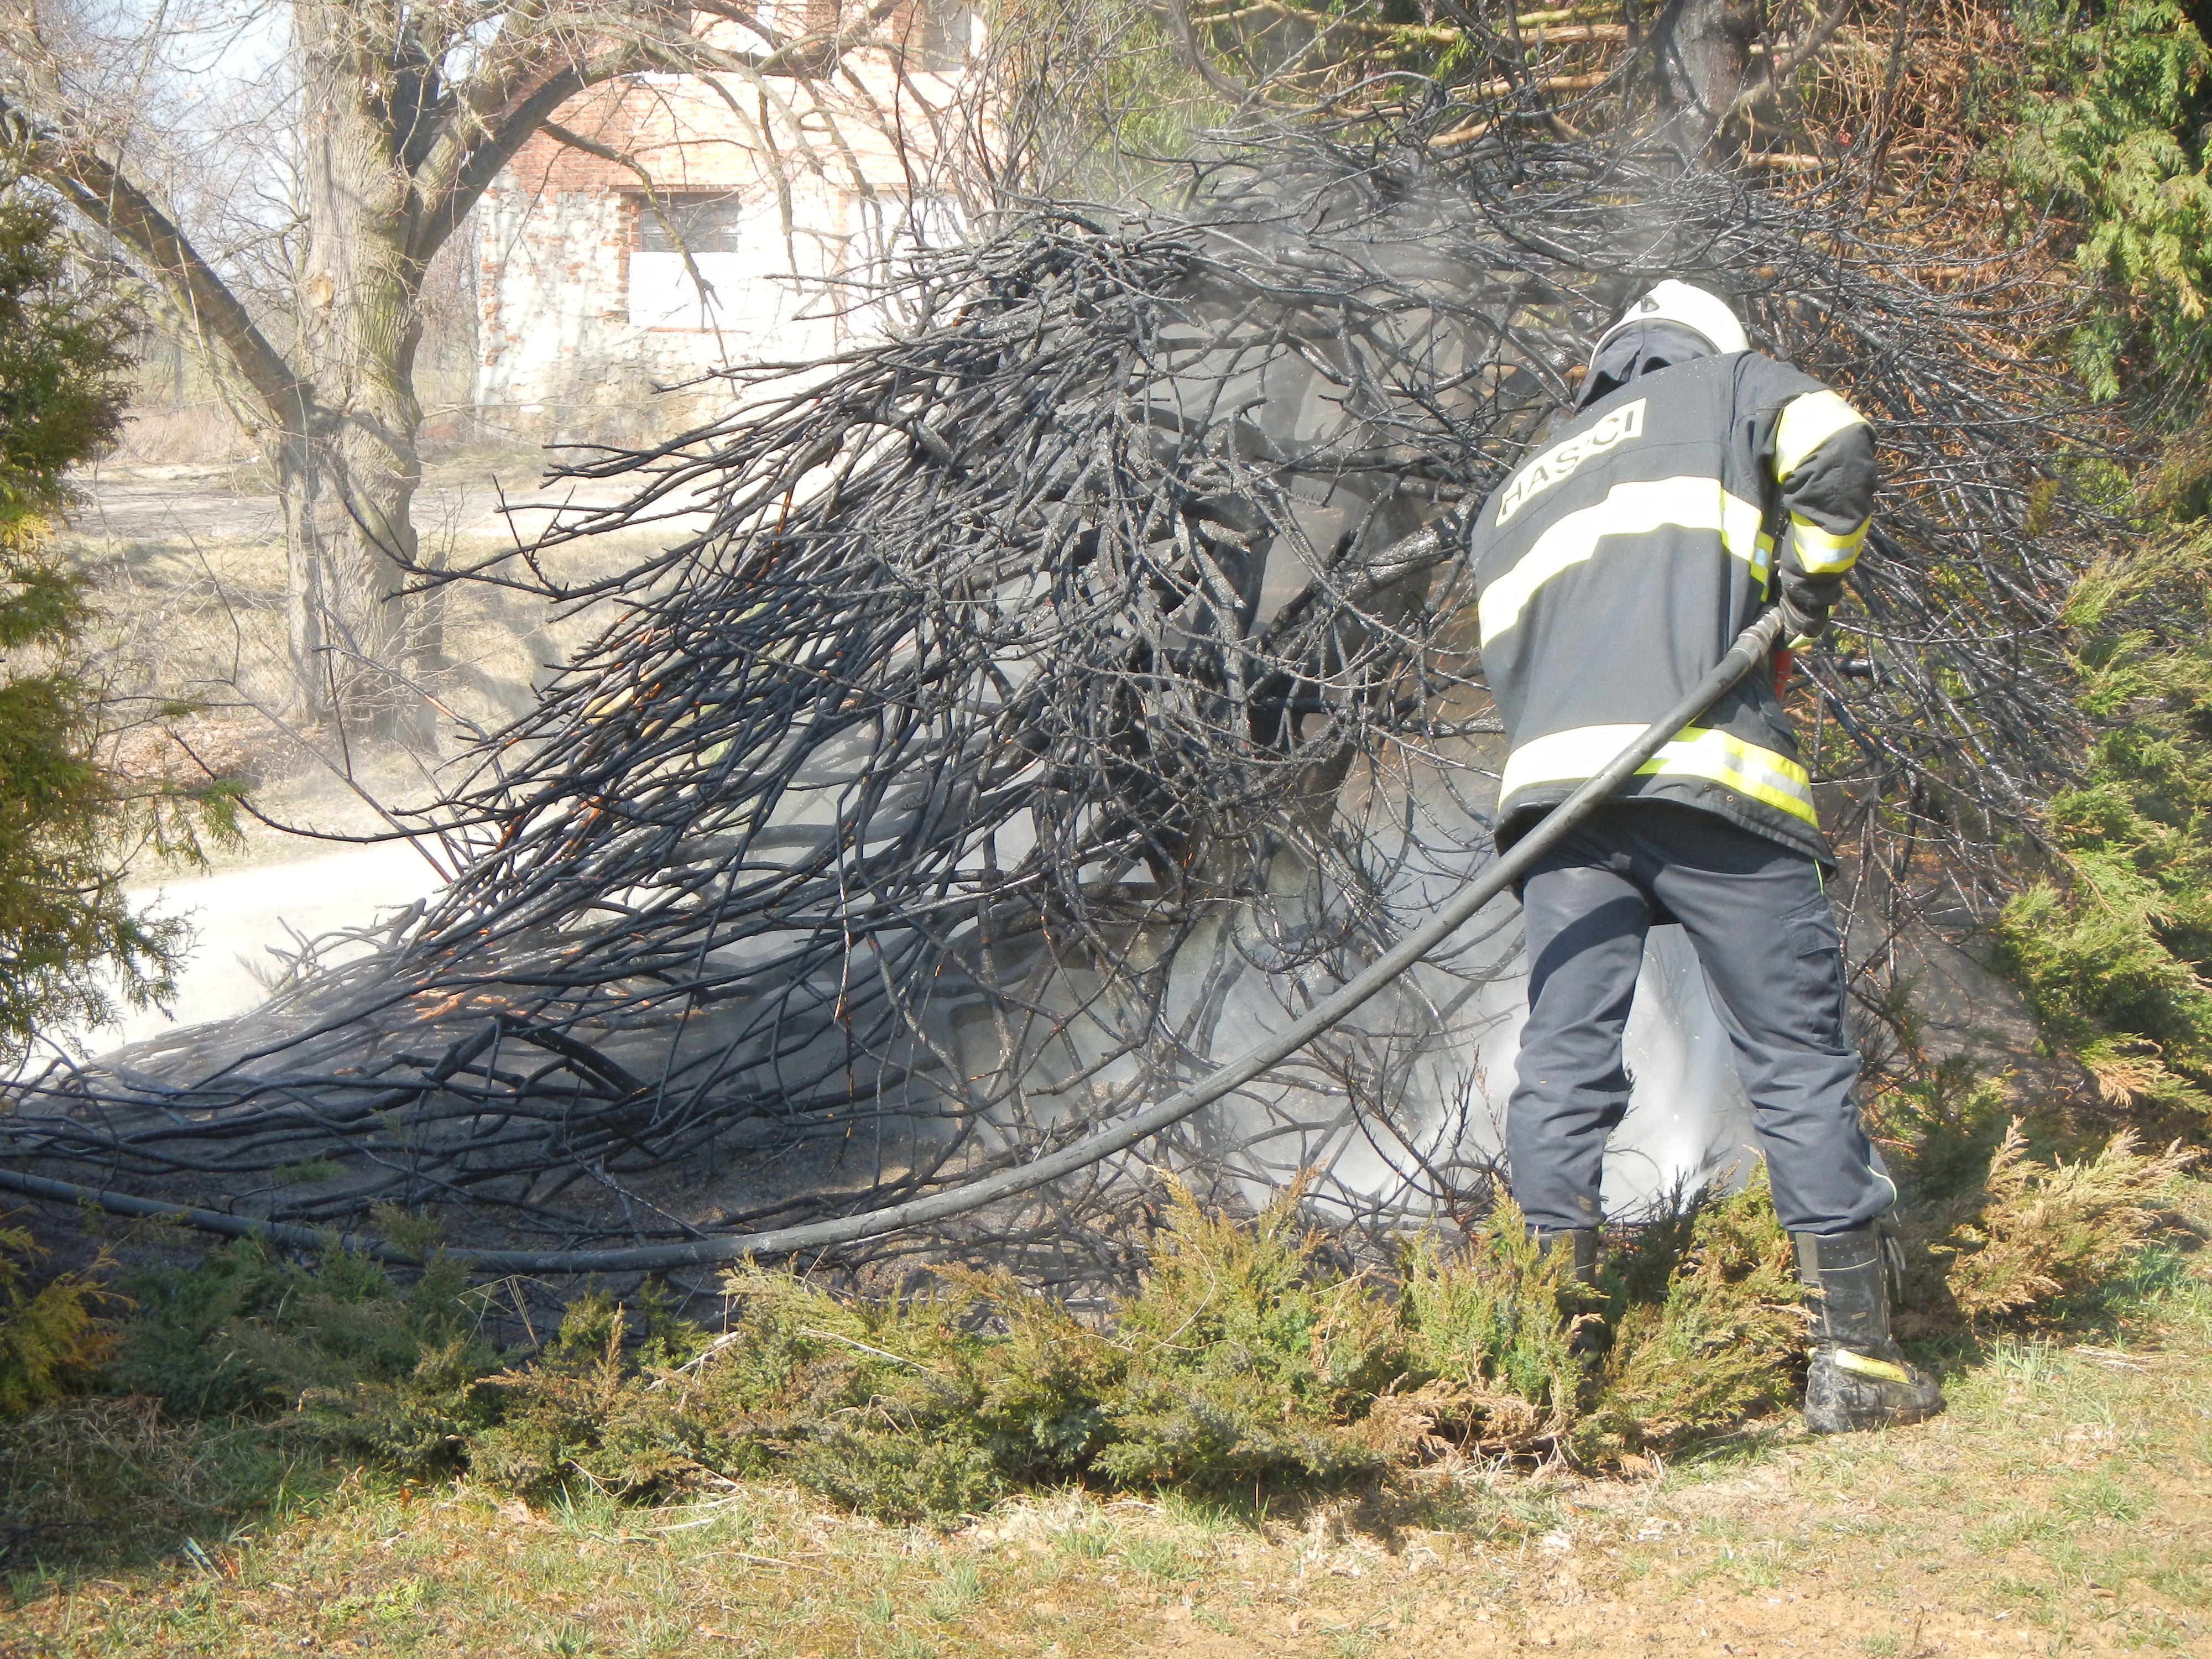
0;608;1789;1273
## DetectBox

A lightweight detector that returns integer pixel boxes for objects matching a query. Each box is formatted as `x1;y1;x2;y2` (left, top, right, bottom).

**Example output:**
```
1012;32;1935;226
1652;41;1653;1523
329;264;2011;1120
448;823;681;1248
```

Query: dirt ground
60;450;687;870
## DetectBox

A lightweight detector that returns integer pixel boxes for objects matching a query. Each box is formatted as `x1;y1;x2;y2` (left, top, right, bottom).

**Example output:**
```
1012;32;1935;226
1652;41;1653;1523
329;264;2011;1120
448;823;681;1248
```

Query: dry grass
104;403;256;470
2;1279;2204;1656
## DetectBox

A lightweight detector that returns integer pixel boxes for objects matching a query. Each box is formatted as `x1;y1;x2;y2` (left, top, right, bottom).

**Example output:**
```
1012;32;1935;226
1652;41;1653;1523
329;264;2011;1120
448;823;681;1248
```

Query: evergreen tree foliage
1996;534;2212;1123
1986;2;2212;1138
2010;0;2212;399
0;171;235;1058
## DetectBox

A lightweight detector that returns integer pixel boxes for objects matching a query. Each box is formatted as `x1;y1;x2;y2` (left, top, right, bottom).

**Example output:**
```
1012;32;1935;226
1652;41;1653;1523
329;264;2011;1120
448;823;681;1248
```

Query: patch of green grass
0;1395;324;1574
1158;1490;1250;1532
1458;1476;1568;1540
2145;1557;2212;1607
534;1623;599;1657
925;1556;982;1619
1053;1521;1113;1557
1120;1533;1198;1580
863;1583;900;1626
1981;1336;2065;1386
1725;1555;1784;1591
2056;1467;2150;1523
1968;1511;2059;1552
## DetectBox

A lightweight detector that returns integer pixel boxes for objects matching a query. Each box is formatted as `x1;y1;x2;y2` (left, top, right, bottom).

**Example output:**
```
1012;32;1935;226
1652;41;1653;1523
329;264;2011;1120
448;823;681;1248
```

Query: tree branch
539;118;724;313
691;0;906;77
1728;0;1858;117
412;0;899;268
1154;0;1253;103
2;100;312;432
410;64;603;263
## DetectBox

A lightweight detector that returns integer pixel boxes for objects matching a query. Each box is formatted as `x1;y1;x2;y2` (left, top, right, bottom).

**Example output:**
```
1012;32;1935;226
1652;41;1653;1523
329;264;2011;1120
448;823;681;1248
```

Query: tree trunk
1652;0;1754;159
293;0;435;738
274;430;337;723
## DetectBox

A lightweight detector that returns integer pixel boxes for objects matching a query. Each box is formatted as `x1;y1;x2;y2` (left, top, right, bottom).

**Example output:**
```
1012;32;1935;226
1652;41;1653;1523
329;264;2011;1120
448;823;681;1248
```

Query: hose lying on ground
0;608;1788;1273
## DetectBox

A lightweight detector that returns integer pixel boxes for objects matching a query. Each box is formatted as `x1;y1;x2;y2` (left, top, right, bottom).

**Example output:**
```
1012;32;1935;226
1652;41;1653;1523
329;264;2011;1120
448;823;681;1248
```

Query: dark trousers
1506;801;1893;1236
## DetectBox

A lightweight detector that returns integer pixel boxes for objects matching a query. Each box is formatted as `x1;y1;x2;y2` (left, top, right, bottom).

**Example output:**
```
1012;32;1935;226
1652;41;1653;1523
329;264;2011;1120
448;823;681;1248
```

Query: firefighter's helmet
1592;279;1749;359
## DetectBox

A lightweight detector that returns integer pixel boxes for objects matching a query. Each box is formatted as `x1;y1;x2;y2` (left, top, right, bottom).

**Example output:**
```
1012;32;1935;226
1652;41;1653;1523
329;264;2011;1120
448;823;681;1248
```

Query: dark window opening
914;2;972;70
636;194;744;254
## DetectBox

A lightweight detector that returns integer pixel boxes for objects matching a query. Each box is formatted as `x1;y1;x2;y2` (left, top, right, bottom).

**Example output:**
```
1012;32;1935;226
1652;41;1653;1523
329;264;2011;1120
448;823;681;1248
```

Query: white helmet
1592;279;1749;358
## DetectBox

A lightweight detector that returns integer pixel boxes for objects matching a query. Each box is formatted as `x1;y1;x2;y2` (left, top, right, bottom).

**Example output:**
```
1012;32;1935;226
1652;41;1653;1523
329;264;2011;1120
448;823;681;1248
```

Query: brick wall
474;54;988;445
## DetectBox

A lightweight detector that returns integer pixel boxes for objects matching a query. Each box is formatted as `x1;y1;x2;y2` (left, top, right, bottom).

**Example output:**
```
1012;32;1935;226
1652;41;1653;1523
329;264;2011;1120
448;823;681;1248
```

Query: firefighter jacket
1468;349;1875;863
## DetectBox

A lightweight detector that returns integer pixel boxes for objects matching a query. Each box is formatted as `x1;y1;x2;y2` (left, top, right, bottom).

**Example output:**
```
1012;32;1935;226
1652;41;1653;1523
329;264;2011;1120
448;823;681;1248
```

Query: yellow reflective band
1479;477;1767;644
1832;1349;1912;1385
1772;389;1869;481
1499;723;1818;827
1790;512;1867;577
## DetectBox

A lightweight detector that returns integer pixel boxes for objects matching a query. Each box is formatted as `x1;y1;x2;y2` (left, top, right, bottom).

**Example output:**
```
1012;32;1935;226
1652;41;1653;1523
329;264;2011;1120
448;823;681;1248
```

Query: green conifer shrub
2008;0;2212;399
1995;535;2212;1129
110;1221;502;1465
424;1180;1824;1516
0;169;248;1425
1396;1201;1585;1454
1090;1180;1416;1490
0;1220;117;1418
0;169;239;1055
52;1136;2200;1526
1575;1174;1807;1460
1937;1123;2198;1319
468;1260;1120;1518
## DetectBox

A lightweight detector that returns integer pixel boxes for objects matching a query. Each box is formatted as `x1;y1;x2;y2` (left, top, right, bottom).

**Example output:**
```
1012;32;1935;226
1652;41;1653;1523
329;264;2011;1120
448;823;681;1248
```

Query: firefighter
1465;280;1943;1434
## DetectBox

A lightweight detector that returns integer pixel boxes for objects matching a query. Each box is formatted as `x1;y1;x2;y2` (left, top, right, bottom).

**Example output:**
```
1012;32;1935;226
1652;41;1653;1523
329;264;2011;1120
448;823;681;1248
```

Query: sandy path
96;840;451;1050
66;459;653;550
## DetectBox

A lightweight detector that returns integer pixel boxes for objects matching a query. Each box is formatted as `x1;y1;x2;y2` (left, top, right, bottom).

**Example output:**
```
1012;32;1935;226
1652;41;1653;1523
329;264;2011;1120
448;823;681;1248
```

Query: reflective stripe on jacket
1469;351;1874;862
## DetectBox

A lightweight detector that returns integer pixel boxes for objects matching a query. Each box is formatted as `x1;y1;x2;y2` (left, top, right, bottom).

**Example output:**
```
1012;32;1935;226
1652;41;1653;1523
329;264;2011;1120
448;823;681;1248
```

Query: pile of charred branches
1;128;2103;1270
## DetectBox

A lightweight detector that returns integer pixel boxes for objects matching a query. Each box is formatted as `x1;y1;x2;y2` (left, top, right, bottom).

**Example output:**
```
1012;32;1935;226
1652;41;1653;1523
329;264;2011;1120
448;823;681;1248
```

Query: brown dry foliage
0;1224;121;1420
1938;1123;2199;1319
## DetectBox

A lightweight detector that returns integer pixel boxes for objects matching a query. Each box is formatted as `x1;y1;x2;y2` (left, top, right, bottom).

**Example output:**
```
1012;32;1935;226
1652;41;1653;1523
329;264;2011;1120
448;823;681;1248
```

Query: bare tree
0;0;974;729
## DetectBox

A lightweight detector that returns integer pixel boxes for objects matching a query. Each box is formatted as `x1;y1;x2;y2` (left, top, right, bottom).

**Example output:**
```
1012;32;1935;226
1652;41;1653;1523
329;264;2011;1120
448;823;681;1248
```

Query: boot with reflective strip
1794;1227;1944;1433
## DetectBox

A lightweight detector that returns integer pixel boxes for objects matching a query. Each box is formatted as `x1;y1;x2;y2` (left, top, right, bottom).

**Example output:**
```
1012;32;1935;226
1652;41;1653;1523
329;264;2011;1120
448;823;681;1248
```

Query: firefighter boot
1794;1228;1944;1434
1531;1227;1606;1357
1531;1225;1601;1285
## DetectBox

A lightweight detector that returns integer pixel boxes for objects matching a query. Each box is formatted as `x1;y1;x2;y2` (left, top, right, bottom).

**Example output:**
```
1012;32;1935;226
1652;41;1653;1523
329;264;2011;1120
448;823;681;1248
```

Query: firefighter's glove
1778;591;1830;651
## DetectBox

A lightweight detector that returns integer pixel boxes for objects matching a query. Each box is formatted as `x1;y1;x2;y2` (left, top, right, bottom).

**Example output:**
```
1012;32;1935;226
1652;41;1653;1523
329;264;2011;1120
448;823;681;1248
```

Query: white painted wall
474;174;857;440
